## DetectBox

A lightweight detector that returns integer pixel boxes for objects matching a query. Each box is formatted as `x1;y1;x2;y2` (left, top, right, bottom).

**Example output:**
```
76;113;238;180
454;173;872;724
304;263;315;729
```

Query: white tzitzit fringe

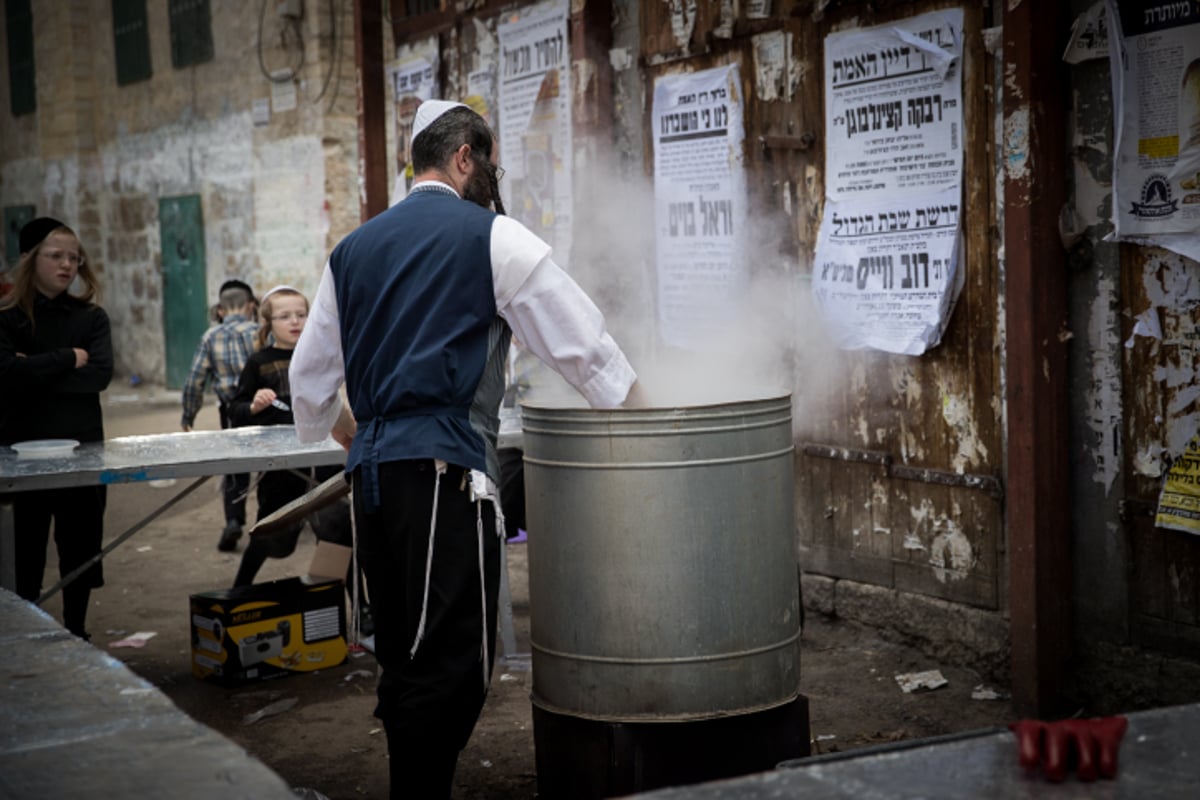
349;487;360;645
409;460;447;658
477;500;488;689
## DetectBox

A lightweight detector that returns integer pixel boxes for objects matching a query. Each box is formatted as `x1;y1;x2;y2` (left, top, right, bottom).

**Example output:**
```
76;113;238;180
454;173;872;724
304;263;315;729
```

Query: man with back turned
289;99;642;798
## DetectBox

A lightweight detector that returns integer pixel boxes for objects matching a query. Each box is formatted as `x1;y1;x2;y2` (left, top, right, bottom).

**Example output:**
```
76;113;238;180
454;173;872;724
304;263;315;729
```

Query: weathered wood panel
1123;244;1200;657
637;0;1004;609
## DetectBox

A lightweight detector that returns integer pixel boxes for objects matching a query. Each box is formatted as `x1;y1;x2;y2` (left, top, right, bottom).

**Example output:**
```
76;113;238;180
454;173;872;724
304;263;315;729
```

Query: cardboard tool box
190;577;347;686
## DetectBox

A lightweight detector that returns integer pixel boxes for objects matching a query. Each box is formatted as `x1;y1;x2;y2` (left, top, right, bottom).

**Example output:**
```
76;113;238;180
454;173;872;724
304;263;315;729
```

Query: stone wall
0;0;361;383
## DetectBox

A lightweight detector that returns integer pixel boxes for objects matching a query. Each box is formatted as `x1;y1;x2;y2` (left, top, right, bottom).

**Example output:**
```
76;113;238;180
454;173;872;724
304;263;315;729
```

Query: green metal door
159;195;208;388
4;204;35;267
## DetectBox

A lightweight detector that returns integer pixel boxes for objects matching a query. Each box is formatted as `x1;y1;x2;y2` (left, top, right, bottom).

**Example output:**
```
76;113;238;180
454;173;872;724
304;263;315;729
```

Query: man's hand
622;381;649;409
73;348;89;368
1010;716;1128;782
331;402;357;453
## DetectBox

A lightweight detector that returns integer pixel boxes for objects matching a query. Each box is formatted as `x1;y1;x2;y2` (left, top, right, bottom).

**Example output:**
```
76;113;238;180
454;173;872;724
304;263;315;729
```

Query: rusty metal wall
394;1;1005;616
1064;0;1200;674
1121;246;1200;656
635;0;1004;612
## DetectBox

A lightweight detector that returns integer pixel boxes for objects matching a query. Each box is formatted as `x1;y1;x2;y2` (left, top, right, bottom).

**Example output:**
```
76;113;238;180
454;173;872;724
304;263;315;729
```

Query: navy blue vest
329;187;511;508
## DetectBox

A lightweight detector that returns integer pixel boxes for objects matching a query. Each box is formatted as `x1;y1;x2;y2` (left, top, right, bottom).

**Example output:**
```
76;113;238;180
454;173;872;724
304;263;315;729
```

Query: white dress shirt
291;180;636;443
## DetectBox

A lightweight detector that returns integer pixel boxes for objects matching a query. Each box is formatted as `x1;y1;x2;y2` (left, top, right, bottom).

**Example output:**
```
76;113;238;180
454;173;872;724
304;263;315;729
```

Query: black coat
0;292;113;445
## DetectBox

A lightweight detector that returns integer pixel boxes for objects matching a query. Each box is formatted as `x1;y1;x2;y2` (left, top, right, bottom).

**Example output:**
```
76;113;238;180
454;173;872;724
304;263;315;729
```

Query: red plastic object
1009;716;1128;782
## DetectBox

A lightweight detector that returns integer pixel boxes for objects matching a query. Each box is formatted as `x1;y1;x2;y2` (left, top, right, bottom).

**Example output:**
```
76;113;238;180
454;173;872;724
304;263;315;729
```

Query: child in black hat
0;217;113;640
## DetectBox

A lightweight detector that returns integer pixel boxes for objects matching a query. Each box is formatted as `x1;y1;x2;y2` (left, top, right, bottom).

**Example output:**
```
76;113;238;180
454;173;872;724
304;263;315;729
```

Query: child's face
33;232;81;297
268;294;308;349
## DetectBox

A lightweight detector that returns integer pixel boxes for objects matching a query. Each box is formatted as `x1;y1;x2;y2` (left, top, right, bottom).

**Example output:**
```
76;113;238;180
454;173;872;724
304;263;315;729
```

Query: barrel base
532;695;811;799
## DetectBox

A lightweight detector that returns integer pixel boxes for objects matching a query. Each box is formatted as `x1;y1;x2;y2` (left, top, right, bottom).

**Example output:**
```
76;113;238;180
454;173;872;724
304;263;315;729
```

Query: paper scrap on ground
109;631;157;649
242;696;299;726
971;683;1006;700
895;669;948;693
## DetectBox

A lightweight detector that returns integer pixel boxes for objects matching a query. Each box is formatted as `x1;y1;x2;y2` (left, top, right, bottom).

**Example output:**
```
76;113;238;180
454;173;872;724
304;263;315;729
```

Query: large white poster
652;65;747;349
1106;0;1200;260
498;0;572;263
813;8;966;355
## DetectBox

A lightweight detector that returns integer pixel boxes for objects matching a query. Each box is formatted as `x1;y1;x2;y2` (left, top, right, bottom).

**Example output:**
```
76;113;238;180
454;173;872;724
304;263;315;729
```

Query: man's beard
463;165;494;209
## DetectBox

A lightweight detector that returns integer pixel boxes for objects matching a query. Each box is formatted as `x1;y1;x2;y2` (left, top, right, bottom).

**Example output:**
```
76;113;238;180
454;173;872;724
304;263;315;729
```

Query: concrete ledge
0;588;296;799
632;702;1200;798
800;573;1010;681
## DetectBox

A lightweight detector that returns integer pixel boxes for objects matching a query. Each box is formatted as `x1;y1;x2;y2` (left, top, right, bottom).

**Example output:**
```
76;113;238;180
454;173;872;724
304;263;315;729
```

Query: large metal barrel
522;394;800;722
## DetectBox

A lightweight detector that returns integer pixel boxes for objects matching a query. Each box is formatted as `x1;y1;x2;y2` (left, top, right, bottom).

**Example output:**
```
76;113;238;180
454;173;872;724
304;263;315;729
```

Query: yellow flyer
1156;434;1200;534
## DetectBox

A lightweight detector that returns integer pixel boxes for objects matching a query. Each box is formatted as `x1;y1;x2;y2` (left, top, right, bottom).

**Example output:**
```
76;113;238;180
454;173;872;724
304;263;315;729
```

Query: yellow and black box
190;577;347;686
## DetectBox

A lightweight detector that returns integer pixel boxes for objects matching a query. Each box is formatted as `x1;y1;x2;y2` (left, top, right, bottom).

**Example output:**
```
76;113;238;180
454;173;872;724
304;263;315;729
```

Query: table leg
37;476;212;604
0;499;14;592
498;537;517;657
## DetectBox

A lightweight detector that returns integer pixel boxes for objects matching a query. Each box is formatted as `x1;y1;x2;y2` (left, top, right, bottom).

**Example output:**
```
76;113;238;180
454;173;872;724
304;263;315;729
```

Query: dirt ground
31;390;1018;799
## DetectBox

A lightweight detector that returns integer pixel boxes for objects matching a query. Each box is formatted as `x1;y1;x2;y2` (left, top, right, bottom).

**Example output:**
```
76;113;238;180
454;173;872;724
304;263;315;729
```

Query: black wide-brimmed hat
19;216;66;254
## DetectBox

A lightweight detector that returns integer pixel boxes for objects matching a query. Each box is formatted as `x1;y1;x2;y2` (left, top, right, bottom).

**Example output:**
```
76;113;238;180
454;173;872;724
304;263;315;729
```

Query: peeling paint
871;479;888;508
667;0;698;50
1084;275;1123;495
1004;106;1031;185
830;16;862;34
938;385;989;472
851;362;870;446
471;17;498;62
891;364;923;408
1135;251;1200;460
753;31;792;102
900;424;925;464
1071;92;1112;229
609;47;634;72
1134;444;1164;478
714;0;735;40
1168;561;1191;605
573;58;597;100
930;522;976;583
903;533;927;551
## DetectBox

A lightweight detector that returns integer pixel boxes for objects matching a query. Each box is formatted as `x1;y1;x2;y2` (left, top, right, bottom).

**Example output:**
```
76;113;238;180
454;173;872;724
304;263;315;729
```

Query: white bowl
11;439;81;459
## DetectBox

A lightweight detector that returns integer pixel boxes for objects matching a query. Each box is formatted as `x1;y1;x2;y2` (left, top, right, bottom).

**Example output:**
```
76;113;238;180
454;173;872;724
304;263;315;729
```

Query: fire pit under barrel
521;395;810;798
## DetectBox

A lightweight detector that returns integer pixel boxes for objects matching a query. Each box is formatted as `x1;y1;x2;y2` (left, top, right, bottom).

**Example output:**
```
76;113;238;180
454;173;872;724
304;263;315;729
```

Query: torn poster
813;8;966;355
388;50;438;207
498;0;573;264
1064;1;1109;65
1156;432;1200;535
1106;0;1200;260
652;64;747;348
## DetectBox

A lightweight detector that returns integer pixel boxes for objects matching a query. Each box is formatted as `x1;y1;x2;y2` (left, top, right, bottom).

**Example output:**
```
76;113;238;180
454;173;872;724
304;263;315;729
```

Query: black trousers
233;465;343;587
13;484;106;637
354;460;500;800
218;404;249;527
497;447;525;540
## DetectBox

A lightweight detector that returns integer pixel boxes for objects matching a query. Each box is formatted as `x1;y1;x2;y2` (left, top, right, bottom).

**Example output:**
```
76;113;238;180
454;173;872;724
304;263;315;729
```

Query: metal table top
0;426;346;493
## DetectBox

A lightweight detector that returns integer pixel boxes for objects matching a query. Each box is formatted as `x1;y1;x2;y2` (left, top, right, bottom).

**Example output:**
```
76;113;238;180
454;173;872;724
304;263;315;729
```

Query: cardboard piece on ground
307;541;352;583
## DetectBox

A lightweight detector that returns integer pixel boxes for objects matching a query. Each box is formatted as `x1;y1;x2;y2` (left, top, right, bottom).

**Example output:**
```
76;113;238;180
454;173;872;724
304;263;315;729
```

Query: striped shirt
181;313;258;427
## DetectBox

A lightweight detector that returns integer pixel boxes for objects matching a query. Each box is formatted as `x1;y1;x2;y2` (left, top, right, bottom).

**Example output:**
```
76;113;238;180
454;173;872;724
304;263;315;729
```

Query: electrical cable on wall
310;0;342;110
258;0;306;83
